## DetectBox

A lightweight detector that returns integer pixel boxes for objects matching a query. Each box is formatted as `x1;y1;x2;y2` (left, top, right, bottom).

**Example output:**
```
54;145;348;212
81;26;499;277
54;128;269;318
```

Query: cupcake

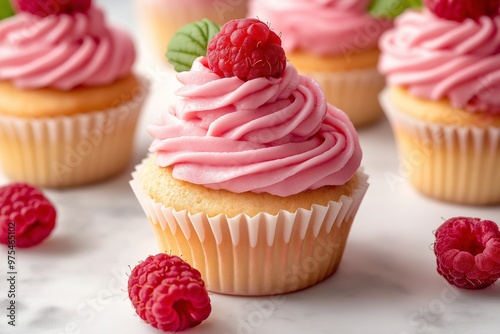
0;0;148;188
378;0;500;205
135;0;248;60
247;0;392;127
130;18;369;296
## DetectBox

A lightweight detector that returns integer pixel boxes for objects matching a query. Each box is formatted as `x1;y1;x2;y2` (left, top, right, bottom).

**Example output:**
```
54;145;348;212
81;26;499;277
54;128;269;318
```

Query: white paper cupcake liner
300;67;386;127
380;88;500;205
130;159;369;295
0;78;149;188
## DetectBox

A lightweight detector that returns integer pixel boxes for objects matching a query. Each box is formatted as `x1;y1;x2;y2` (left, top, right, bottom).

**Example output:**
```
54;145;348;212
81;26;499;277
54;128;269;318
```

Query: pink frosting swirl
379;10;500;114
0;6;135;90
248;0;391;56
148;57;362;196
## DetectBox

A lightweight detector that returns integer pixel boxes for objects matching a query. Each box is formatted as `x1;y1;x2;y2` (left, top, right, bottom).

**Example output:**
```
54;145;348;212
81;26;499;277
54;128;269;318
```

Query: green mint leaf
166;18;221;72
368;0;422;19
0;0;15;20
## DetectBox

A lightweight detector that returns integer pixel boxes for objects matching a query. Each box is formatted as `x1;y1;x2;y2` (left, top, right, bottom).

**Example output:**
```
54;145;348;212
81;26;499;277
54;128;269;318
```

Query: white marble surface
1;1;500;333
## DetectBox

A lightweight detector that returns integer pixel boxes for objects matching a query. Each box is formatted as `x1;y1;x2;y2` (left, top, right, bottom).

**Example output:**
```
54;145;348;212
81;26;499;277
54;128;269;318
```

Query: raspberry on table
434;217;500;289
424;0;500;22
14;0;91;17
0;183;57;248
207;18;287;81
128;253;211;332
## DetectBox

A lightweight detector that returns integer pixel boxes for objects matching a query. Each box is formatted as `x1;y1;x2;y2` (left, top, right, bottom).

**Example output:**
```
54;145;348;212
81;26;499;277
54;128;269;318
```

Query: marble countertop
1;1;499;333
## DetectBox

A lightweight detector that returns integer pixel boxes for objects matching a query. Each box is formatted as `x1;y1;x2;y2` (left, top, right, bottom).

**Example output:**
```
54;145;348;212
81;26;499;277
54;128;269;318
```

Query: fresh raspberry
434;217;500;289
207;18;286;81
14;0;91;17
424;0;500;22
0;183;56;248
128;253;211;332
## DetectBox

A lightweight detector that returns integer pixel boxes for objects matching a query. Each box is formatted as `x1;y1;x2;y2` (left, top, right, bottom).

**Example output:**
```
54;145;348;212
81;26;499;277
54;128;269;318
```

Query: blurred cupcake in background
248;0;394;127
379;0;500;205
135;0;248;60
0;0;148;188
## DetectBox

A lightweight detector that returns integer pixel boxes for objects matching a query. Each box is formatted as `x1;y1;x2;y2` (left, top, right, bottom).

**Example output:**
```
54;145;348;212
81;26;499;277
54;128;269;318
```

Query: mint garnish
166;19;221;72
0;0;14;20
368;0;422;19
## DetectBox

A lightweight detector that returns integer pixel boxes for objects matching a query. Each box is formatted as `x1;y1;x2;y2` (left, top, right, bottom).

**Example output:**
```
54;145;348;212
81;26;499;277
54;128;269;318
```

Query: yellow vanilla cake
0;3;148;187
140;155;360;218
131;19;369;296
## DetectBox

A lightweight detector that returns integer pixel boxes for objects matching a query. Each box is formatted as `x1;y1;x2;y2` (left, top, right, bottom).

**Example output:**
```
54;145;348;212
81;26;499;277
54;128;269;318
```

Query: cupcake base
148;212;355;296
307;68;385;127
130;160;369;296
0;78;149;188
380;87;500;205
287;49;385;127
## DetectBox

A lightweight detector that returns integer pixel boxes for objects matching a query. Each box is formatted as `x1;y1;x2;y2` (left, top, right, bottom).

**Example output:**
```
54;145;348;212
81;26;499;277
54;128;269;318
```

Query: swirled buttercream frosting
379;10;500;114
148;57;362;196
0;6;135;90
248;0;390;56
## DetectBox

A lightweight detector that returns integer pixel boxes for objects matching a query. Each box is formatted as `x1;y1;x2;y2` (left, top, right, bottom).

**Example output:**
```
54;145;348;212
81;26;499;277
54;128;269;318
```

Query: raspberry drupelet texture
0;183;56;248
207;18;286;81
15;0;91;17
424;0;500;22
434;217;500;289
128;253;211;332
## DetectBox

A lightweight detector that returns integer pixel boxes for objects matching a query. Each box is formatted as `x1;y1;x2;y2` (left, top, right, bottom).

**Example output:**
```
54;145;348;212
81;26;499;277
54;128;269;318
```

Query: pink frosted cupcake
131;18;369;296
248;0;392;127
135;0;248;59
379;0;500;205
0;0;148;187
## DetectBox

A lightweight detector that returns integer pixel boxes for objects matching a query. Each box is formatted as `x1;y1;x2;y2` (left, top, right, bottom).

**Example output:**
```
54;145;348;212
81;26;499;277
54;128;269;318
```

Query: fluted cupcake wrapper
130;159;369;296
380;88;500;205
300;67;385;127
0;79;149;188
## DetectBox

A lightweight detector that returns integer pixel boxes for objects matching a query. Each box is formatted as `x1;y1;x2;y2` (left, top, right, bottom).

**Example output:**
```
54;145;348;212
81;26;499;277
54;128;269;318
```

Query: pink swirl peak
0;6;135;90
379;10;500;114
148;57;362;197
248;0;391;56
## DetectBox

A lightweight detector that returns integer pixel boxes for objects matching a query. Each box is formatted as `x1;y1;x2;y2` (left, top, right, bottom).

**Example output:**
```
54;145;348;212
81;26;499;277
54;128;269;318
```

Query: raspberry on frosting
0;183;56;248
128;253;211;332
434;217;500;289
207;18;286;81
